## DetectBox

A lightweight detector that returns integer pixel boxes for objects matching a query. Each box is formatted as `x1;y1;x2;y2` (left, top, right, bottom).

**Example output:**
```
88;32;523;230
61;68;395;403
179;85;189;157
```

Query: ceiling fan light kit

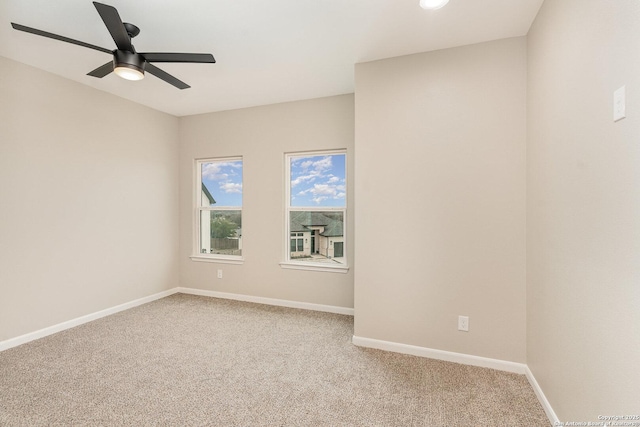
10;1;215;89
114;65;144;81
113;50;145;81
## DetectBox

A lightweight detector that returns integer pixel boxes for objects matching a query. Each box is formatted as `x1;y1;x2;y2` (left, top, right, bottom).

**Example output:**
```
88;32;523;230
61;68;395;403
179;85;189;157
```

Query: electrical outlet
458;315;469;332
217;269;223;279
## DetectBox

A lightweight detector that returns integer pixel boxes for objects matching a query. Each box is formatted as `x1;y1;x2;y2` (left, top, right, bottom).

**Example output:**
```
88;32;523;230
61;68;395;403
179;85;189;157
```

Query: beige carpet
0;293;549;426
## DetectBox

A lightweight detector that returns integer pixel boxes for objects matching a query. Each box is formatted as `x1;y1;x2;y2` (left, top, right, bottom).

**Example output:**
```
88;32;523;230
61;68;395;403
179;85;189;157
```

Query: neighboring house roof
290;216;309;233
320;219;343;237
290;211;343;237
202;183;216;205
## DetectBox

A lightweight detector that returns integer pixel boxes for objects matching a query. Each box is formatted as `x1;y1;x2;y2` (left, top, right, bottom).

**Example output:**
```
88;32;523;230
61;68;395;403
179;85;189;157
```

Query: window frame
280;149;348;273
190;156;244;265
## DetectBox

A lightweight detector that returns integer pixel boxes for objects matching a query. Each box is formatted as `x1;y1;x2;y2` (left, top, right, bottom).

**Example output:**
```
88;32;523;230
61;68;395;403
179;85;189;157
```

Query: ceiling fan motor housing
123;22;140;38
114;50;145;74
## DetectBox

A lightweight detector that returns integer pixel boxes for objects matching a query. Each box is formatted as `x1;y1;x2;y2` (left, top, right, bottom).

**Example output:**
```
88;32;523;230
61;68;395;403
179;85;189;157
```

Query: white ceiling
0;0;543;117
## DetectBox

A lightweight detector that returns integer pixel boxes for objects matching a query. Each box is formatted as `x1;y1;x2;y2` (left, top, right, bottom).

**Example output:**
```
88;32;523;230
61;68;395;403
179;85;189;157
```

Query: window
192;157;243;263
290;232;305;253
283;150;347;272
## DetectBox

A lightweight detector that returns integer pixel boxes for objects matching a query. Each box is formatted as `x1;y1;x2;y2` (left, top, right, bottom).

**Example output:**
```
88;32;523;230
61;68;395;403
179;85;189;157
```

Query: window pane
201;160;243;207
290;154;345;208
199;210;242;256
289;211;344;264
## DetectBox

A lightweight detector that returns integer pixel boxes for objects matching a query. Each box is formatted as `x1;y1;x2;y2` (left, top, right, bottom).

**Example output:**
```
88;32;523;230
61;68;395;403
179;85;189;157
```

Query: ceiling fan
10;2;215;89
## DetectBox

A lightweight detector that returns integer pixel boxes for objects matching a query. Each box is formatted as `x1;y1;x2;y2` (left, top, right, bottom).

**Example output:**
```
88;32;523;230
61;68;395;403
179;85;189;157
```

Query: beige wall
0;56;179;342
354;37;527;362
178;95;354;308
4;4;639;418
527;0;640;420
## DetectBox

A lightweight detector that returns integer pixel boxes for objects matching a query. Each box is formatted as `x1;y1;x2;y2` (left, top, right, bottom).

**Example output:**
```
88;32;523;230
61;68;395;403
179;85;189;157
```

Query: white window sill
279;261;349;274
190;255;244;265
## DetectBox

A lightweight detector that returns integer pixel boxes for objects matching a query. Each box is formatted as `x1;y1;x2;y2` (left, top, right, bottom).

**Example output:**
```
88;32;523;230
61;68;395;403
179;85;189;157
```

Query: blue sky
290;154;346;207
201;160;243;206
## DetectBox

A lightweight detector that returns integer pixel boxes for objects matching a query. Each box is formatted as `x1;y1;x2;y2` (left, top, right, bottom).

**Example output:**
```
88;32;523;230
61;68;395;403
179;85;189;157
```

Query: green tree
211;216;238;239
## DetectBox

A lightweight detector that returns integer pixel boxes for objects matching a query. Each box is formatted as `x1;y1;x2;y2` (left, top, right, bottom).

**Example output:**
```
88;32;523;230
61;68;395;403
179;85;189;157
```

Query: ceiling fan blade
140;53;216;63
145;63;190;90
11;23;112;54
87;61;114;78
92;2;132;51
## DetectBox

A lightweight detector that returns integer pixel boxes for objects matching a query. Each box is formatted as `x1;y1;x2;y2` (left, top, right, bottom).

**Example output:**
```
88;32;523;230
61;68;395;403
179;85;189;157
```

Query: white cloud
202;163;227;181
296;156;332;173
312;184;336;195
219;182;243;194
312;196;328;204
291;155;345;205
312;156;332;173
202;161;242;181
291;156;336;188
291;174;316;188
298;183;346;204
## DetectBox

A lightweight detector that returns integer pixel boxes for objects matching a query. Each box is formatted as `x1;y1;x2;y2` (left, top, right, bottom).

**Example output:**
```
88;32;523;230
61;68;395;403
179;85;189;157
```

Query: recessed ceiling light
420;0;450;10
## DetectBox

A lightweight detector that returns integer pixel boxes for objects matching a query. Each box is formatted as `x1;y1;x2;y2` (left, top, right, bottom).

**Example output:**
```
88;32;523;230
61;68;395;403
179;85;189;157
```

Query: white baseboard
525;366;559;425
0;288;178;352
0;287;352;353
177;287;354;316
352;335;527;374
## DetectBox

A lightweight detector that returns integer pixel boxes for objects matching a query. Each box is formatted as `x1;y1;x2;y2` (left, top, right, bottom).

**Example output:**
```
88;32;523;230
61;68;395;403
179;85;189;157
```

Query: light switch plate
614;85;626;122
